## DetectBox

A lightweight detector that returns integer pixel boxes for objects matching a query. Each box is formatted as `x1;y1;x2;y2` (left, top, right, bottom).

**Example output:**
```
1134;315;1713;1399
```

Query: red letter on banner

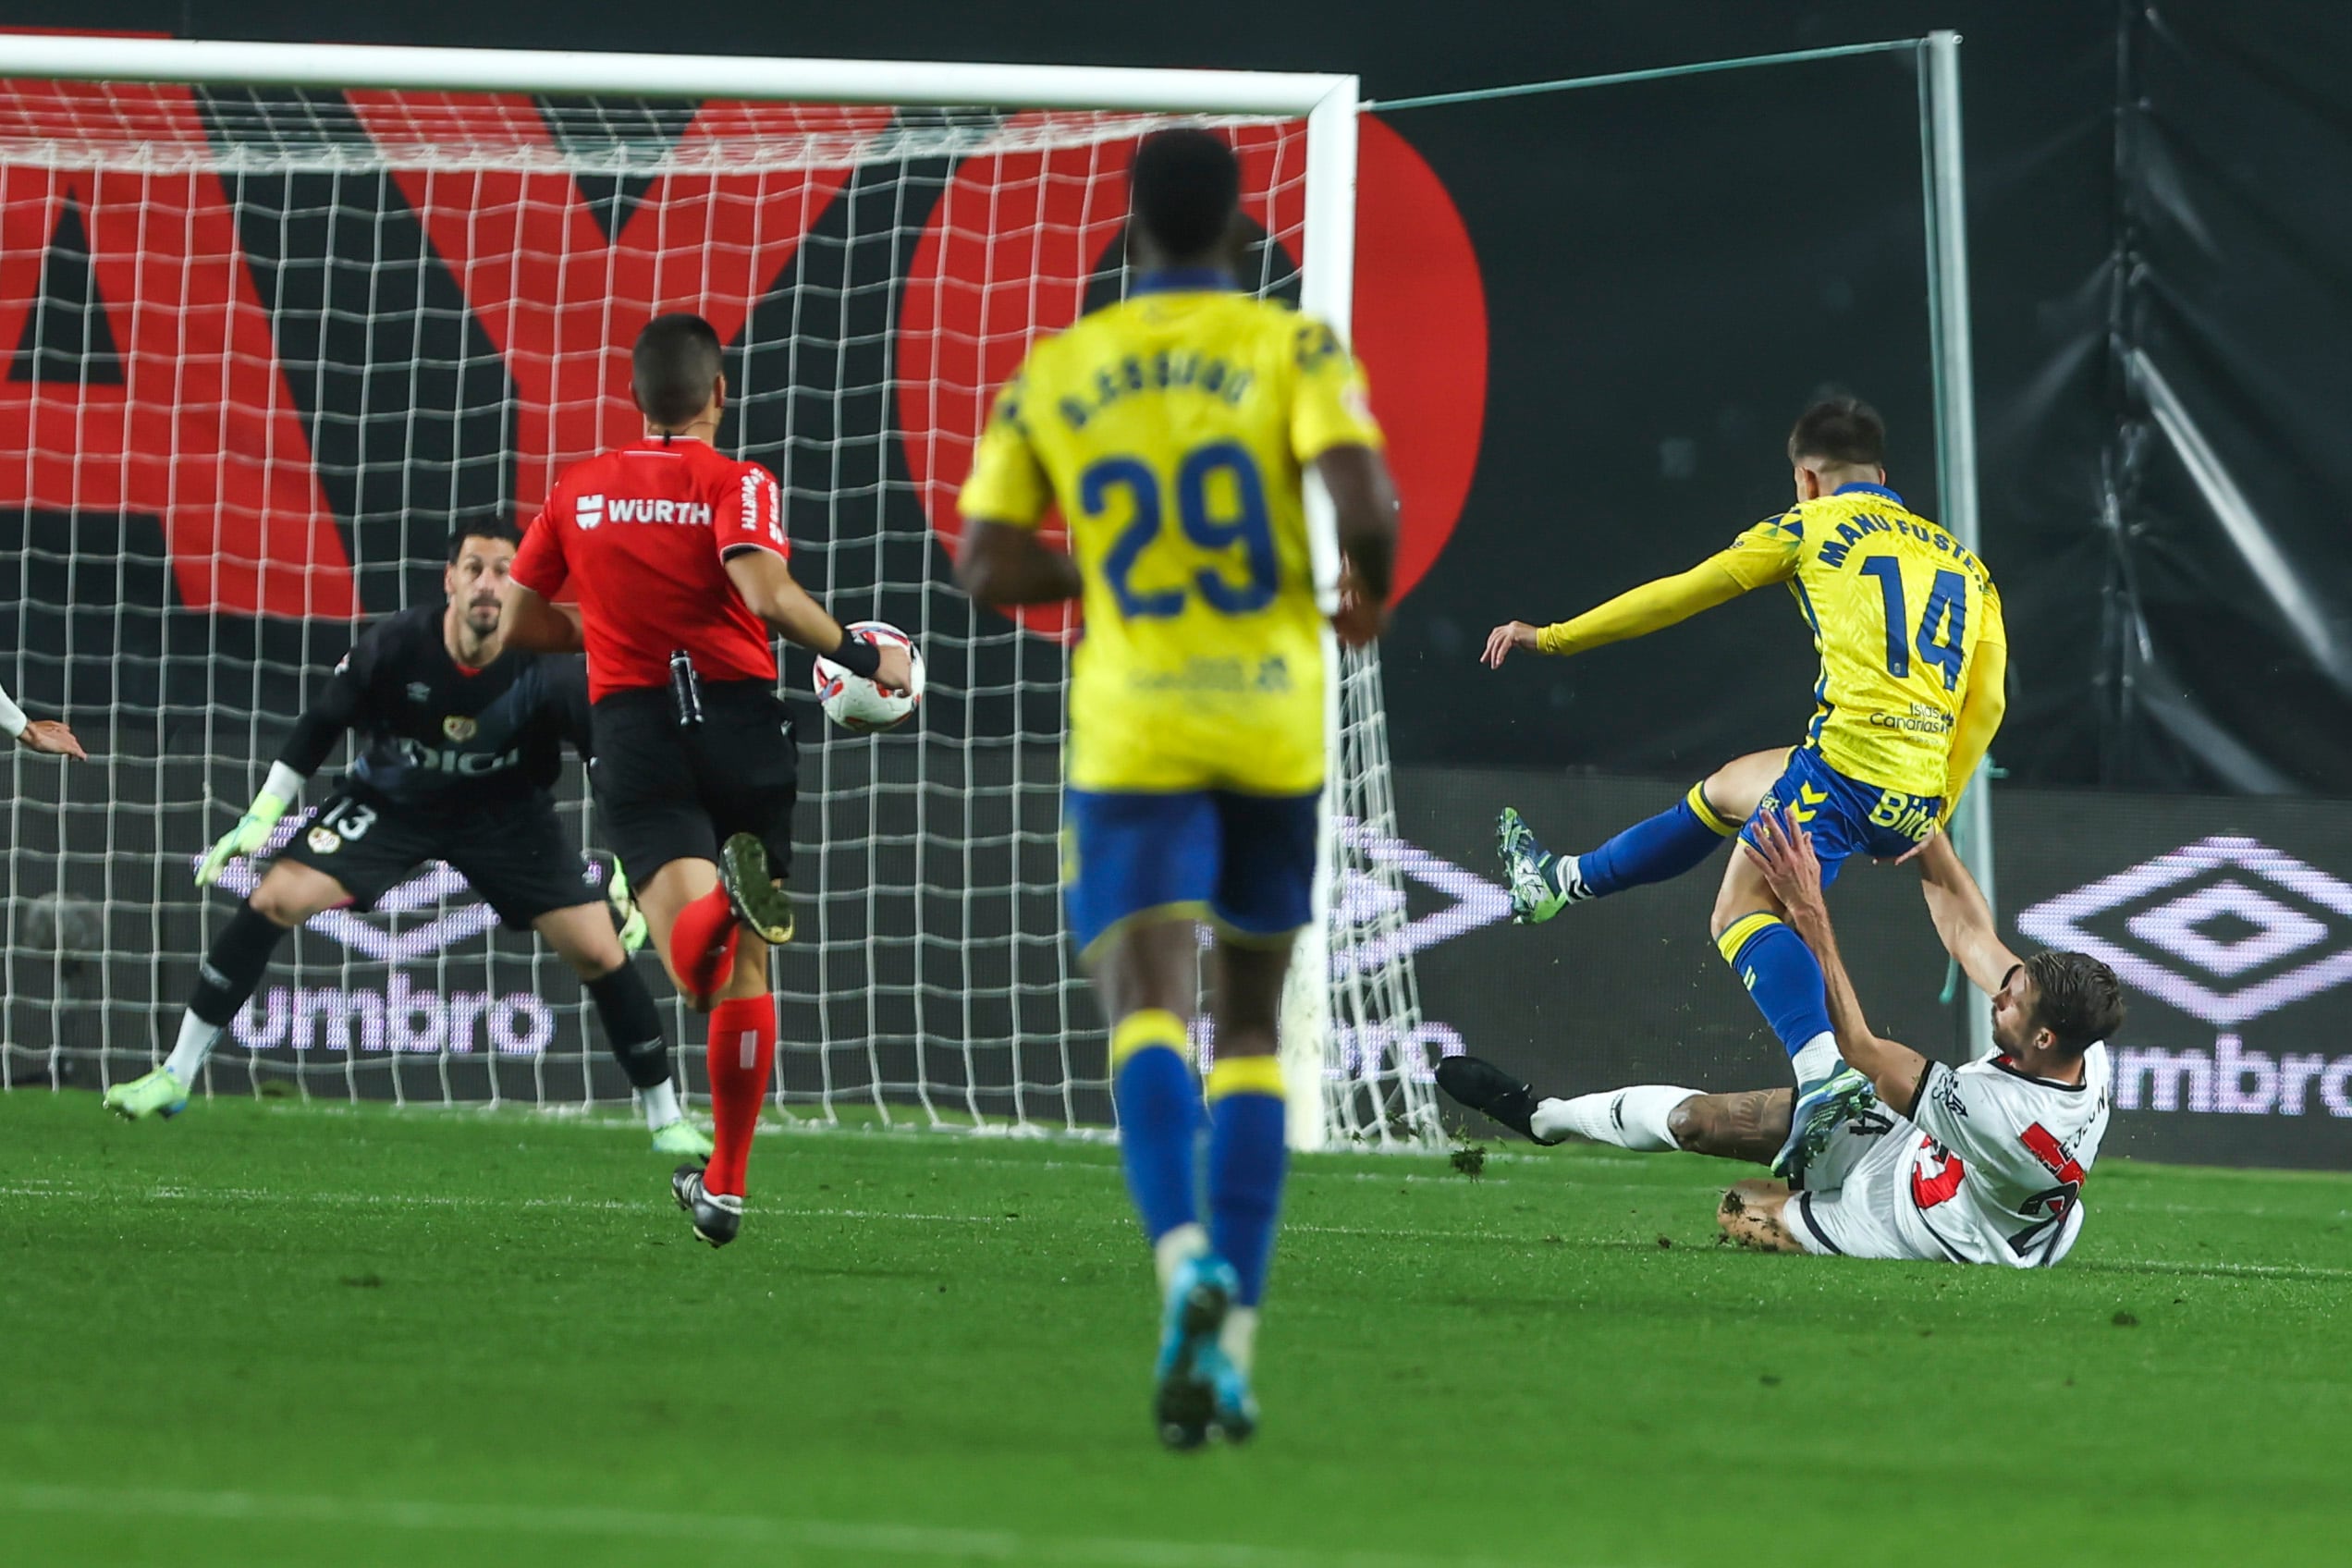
350;95;886;509
0;82;354;618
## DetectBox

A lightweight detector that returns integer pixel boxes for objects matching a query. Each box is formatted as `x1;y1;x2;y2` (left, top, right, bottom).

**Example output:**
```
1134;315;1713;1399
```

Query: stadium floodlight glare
0;37;1436;1149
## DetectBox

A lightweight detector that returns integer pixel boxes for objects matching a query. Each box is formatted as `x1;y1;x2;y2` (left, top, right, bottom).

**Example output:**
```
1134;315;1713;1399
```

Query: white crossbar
0;36;1352;117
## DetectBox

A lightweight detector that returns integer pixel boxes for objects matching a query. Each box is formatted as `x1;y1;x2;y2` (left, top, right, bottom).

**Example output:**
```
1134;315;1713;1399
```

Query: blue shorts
1744;747;1941;888
1062;788;1321;958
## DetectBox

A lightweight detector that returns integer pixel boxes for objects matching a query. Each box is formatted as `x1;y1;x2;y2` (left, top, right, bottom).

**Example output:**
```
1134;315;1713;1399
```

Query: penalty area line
2071;1257;2352;1282
0;1483;1571;1568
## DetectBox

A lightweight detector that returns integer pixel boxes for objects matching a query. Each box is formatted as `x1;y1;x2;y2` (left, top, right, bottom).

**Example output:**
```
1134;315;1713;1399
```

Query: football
814;619;924;732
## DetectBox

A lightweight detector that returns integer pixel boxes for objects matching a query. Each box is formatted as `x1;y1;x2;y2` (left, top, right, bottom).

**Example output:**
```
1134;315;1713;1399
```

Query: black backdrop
16;0;2346;796
4;4;2351;1167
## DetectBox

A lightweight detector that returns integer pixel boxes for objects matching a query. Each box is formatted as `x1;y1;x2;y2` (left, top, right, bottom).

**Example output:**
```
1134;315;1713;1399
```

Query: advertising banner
1389;766;2352;1170
0;752;615;1106
13;741;2346;1171
2003;791;2352;1170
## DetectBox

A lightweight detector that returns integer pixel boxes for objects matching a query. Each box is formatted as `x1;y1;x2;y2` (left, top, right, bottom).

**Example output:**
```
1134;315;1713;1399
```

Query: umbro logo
406;681;433;705
1328;817;1513;980
2017;837;2352;1028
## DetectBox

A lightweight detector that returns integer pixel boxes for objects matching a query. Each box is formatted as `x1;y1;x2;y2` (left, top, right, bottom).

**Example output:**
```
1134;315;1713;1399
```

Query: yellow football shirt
958;275;1384;795
1724;483;2005;797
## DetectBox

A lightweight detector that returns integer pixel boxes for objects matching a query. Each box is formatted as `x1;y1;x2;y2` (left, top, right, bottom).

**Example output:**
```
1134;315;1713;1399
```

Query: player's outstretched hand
871;641;914;696
1332;570;1387;648
15;719;87;760
1481;620;1538;668
1743;807;1826;913
195;796;291;887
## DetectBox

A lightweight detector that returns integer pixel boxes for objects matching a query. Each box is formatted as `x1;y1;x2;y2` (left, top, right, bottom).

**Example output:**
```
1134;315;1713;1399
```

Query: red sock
703;996;776;1197
669;885;740;1001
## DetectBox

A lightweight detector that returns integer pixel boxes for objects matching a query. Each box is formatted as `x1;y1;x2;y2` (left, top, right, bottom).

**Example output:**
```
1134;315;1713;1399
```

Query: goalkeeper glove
607;862;649;953
196;764;304;887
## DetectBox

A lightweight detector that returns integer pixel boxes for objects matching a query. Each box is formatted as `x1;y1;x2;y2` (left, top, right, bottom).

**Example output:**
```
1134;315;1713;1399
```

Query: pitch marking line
6;1183;2347;1279
2070;1258;2352;1281
0;1182;1602;1244
0;1483;1574;1568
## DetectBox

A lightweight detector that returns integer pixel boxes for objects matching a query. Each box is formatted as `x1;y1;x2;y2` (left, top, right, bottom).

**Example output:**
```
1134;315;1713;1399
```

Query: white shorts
1781;1103;1945;1263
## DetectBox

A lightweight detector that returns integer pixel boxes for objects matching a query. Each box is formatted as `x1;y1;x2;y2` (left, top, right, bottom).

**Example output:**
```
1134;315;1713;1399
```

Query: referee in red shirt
508;312;911;1245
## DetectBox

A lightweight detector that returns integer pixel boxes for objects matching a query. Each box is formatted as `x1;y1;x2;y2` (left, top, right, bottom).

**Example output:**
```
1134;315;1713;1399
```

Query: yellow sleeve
1531;521;1798;656
1939;591;2008;822
957;365;1053;528
1288;315;1385;463
1717;514;1807;588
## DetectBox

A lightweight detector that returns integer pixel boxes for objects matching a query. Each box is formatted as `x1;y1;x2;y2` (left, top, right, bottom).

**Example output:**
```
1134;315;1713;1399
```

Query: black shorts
276;788;601;927
588;680;798;887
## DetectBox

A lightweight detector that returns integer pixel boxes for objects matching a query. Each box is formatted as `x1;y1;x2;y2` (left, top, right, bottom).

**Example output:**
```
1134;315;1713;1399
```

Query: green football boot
1497;806;1586;925
102;1067;190;1121
1772;1066;1878;1183
650;1119;715;1158
719;833;795;945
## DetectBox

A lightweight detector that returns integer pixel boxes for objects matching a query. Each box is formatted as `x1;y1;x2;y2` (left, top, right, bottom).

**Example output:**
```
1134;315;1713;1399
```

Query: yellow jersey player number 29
955;129;1400;1452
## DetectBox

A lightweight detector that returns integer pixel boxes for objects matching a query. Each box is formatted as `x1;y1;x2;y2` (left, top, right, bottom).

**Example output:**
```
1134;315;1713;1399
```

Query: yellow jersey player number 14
1478;397;2007;1183
954;129;1400;1452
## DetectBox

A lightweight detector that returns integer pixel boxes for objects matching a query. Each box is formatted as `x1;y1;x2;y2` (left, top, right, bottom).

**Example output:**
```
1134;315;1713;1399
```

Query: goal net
0;45;1439;1148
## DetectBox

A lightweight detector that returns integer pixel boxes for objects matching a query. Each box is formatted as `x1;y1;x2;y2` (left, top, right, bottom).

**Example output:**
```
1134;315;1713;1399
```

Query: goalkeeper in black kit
105;522;710;1155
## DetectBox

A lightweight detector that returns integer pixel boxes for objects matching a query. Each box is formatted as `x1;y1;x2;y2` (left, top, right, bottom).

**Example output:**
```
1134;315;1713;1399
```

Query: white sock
1552;853;1591;900
640;1079;682;1131
164;1012;224;1084
1219;1305;1260;1375
1791;1032;1843;1090
1530;1085;1698;1152
1154;1221;1209;1294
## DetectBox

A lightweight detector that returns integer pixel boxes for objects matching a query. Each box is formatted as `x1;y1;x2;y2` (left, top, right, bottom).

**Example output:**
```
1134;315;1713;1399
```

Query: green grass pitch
4;1092;2346;1568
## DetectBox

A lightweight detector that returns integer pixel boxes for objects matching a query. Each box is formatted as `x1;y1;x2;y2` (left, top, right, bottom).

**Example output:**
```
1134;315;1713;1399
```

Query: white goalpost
0;37;1439;1149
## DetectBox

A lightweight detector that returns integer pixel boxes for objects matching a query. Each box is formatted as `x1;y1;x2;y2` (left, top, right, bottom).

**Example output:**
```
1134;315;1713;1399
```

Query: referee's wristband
829;627;882;680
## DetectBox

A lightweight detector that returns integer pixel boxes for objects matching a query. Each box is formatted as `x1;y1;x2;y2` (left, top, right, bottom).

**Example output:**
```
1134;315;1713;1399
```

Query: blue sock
1205;1056;1288;1308
1576;783;1739;897
1111;1011;1199;1243
1717;914;1835;1066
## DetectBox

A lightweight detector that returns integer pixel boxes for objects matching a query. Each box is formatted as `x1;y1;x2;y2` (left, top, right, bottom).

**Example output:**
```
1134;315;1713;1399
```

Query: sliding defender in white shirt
1439;818;2124;1268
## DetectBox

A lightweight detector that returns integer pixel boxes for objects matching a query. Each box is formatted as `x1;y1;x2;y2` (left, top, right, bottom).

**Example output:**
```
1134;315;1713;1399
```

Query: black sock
190;905;291;1027
585;962;671;1090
